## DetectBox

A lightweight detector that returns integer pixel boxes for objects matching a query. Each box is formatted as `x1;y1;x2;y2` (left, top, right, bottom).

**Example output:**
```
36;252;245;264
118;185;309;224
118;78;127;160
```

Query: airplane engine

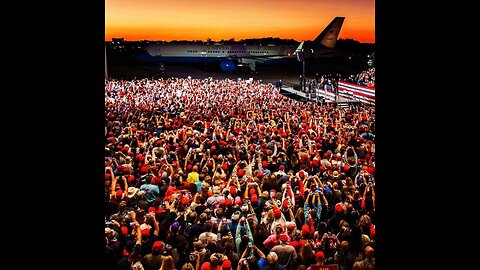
219;59;236;72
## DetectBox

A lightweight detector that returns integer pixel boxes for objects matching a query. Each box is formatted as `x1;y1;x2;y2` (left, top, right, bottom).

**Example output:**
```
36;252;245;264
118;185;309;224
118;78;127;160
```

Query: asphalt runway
106;56;368;86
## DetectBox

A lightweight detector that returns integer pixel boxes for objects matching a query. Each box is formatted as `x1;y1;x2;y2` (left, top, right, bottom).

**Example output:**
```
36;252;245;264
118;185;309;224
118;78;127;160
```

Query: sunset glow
106;0;374;43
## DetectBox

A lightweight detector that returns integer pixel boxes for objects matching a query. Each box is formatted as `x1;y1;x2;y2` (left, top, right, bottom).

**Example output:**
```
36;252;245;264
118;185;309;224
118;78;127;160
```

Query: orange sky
106;0;374;43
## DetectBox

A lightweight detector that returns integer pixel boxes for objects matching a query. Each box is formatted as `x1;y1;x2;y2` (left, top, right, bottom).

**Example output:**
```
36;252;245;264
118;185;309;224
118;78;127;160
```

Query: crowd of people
344;68;375;88
105;76;376;270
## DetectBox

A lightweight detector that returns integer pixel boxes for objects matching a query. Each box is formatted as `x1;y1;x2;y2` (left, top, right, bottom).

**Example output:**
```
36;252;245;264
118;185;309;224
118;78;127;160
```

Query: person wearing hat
307;251;326;270
143;240;165;270
165;220;188;267
109;173;128;204
270;234;297;270
263;223;291;250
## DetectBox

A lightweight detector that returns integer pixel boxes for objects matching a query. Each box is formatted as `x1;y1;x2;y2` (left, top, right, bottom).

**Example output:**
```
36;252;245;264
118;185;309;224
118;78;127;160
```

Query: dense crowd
105;77;376;270
344;68;375;88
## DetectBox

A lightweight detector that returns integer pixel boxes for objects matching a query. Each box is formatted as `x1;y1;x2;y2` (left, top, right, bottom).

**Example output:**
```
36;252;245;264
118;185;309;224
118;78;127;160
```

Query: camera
189;252;198;261
248;242;253;248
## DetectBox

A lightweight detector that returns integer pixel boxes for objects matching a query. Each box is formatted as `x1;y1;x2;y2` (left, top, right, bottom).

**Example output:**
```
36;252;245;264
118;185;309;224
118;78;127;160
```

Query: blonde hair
160;255;175;270
181;262;194;270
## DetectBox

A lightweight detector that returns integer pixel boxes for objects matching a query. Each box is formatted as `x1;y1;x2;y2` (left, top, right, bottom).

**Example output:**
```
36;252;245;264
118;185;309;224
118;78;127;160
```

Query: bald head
364;246;374;258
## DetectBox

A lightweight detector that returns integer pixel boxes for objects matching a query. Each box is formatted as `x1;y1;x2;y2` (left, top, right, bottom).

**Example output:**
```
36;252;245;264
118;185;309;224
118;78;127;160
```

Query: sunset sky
106;0;374;43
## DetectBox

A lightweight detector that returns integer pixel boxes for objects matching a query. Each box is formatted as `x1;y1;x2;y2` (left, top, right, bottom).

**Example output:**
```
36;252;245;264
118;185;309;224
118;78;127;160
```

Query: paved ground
106;56;368;86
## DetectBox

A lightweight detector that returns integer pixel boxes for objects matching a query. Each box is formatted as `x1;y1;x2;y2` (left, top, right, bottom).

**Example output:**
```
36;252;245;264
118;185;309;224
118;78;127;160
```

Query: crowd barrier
338;81;375;105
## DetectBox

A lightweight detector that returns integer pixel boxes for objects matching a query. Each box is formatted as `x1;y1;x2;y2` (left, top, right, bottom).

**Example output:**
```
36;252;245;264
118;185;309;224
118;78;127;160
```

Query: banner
308;264;339;270
338;81;375;105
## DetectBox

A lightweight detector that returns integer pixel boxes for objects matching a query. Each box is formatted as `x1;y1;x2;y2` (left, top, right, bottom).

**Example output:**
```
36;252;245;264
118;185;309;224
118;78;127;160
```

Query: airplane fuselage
143;43;297;62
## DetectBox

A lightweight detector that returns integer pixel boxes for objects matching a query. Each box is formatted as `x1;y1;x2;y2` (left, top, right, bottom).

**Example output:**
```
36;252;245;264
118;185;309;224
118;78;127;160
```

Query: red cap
120;226;128;235
229;186;237;195
222;163;228;171
299;171;305;177
187;164;193;170
273;208;282;219
262;161;268;168
128;175;135;182
141;228;150;236
225;199;233;207
251;195;258;204
315;251;325;260
219;199;226;206
301;224;310;236
206;161;213;167
311;160;319;167
320;165;326;171
367;166;375;174
201;262;212;270
211;145;216;152
279;165;285;170
237;169;245;177
279;234;288;242
343;165;350;172
105;174;111;180
148;207;156;213
370;224;375;238
152;240;163;250
335;204;344;213
222;259;232;269
140;166;148;174
115;190;123;199
257;172;264;178
282;199;288;208
249;188;256;195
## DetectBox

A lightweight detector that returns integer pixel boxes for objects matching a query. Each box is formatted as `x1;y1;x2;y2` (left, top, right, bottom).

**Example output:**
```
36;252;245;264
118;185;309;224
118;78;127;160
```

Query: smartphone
105;221;113;225
130;222;135;226
243;259;248;265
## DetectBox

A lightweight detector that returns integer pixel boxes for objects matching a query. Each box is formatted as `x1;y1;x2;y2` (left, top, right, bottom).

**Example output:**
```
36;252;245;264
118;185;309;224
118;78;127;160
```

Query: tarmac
106;56;368;86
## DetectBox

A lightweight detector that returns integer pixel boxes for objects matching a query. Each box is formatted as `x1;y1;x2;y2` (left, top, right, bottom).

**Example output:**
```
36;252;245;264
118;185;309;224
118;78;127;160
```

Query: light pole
302;48;305;93
105;44;108;79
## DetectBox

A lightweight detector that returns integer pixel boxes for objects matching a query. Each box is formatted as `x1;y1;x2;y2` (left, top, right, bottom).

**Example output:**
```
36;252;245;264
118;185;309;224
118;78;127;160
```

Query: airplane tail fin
294;41;306;61
312;17;345;48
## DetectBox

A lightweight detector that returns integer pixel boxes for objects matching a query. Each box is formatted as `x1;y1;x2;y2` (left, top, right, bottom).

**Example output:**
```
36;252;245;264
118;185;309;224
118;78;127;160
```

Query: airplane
133;17;345;73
